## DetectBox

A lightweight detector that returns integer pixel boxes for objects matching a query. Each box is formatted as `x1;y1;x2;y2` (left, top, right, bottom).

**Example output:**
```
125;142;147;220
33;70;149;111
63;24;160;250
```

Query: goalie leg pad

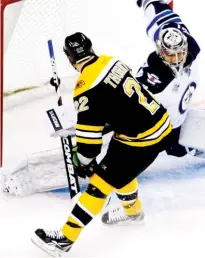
179;109;205;151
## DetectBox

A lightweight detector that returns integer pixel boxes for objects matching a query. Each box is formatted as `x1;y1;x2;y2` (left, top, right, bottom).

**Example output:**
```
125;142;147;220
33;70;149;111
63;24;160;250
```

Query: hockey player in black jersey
135;0;202;158
31;32;173;257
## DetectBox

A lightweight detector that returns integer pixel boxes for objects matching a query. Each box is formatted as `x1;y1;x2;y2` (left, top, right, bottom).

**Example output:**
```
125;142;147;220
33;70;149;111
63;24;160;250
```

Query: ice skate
102;205;145;226
31;229;73;257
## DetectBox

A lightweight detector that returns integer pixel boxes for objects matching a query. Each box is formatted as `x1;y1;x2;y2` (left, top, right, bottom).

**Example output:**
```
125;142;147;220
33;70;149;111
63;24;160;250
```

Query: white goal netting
4;0;149;94
2;0;149;167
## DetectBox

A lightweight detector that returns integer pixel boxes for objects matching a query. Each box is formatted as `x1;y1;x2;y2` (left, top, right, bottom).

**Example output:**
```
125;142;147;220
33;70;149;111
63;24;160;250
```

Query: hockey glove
136;0;159;8
72;147;97;179
137;0;173;9
50;77;61;87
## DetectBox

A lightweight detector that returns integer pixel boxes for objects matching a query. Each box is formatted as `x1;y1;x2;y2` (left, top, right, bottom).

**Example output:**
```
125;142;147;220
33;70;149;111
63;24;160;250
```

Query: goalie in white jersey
101;0;204;225
134;0;201;158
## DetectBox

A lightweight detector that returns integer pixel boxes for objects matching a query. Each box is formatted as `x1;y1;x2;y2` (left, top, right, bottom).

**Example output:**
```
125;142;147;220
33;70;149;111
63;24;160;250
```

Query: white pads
1;148;88;196
179;108;205;151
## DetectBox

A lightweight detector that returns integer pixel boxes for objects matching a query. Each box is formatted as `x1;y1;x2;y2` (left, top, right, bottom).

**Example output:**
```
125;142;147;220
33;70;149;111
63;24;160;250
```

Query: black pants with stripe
97;136;171;189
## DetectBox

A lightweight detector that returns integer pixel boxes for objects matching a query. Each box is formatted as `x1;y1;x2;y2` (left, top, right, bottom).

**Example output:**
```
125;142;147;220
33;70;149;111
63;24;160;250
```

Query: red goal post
0;0;23;167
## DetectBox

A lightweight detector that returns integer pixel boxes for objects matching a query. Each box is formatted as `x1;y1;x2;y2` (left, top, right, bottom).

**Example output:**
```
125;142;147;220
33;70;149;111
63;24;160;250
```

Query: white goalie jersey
136;1;201;129
137;61;199;128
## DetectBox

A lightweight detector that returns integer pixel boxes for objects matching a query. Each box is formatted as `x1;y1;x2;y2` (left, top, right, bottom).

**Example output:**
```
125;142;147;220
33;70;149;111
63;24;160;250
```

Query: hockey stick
47;39;80;199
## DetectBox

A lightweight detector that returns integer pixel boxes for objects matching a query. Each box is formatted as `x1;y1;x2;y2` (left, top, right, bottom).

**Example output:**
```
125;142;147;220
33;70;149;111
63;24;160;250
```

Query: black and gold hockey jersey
73;55;172;159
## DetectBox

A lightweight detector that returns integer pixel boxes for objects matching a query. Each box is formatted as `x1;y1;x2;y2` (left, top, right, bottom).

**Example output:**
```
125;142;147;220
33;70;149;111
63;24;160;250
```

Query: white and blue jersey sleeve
143;2;200;65
145;2;184;42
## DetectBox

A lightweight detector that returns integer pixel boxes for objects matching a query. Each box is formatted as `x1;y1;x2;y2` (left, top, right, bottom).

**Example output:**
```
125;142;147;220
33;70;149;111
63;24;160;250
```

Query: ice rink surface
2;0;205;257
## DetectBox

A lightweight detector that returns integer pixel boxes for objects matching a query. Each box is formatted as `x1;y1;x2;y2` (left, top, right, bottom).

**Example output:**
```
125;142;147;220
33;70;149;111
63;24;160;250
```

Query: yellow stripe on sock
117;178;142;216
122;199;143;216
62;221;83;243
79;192;108;216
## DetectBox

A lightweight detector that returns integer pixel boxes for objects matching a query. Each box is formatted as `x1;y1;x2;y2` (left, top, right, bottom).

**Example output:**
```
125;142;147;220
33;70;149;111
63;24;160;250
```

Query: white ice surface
1;153;205;258
2;89;205;258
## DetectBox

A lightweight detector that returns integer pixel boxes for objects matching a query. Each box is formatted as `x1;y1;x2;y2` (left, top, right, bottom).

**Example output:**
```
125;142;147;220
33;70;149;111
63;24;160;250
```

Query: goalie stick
47;40;80;199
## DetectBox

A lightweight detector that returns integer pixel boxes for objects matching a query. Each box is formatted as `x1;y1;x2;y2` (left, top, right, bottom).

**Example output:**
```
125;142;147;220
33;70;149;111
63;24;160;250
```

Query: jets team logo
179;82;197;114
147;73;161;85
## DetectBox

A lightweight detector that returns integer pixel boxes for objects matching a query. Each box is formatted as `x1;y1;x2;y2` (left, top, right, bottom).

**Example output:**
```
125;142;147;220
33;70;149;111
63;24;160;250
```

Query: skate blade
31;233;64;257
103;218;145;227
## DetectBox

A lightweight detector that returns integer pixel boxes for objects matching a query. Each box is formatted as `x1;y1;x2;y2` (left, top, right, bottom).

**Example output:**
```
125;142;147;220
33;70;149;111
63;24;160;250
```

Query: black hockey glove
136;0;142;7
136;0;160;8
50;77;61;87
72;147;97;179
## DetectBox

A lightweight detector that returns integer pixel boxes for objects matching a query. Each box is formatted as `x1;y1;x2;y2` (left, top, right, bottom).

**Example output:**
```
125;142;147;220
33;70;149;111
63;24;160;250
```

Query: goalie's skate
31;229;73;257
102;206;144;226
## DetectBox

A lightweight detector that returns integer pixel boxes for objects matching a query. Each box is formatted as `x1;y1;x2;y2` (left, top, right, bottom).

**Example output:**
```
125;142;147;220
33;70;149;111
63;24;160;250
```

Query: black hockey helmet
63;32;95;64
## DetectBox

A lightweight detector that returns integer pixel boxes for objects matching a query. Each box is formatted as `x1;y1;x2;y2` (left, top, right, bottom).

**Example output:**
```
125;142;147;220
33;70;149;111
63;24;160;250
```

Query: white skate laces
109;207;127;222
44;230;65;240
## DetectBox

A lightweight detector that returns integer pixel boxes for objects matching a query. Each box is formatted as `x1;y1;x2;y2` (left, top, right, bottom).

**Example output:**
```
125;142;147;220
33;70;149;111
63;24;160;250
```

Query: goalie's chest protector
155;63;198;129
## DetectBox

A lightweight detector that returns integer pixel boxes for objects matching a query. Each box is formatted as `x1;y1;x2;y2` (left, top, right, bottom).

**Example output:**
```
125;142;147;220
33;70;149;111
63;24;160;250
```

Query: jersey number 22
123;77;160;115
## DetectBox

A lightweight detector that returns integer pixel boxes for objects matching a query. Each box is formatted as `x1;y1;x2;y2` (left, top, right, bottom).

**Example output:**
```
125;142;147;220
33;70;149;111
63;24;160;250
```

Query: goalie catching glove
72;147;97;179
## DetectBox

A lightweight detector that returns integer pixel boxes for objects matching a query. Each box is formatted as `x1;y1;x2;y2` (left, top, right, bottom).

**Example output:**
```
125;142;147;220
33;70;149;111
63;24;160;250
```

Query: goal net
2;0;155;167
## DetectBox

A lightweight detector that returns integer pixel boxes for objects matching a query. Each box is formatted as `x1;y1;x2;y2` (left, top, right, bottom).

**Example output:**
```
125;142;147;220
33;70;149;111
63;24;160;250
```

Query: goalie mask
63;32;95;65
156;27;188;76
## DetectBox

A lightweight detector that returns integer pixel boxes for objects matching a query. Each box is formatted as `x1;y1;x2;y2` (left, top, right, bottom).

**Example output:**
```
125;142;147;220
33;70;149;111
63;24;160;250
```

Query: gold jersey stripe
137;112;169;139
76;137;103;144
76;124;104;132
117;112;169;141
74;55;115;98
114;122;172;147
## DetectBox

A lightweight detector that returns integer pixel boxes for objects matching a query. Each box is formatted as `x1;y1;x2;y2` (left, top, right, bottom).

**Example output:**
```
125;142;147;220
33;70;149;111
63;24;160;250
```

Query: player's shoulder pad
136;52;174;94
73;55;117;98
